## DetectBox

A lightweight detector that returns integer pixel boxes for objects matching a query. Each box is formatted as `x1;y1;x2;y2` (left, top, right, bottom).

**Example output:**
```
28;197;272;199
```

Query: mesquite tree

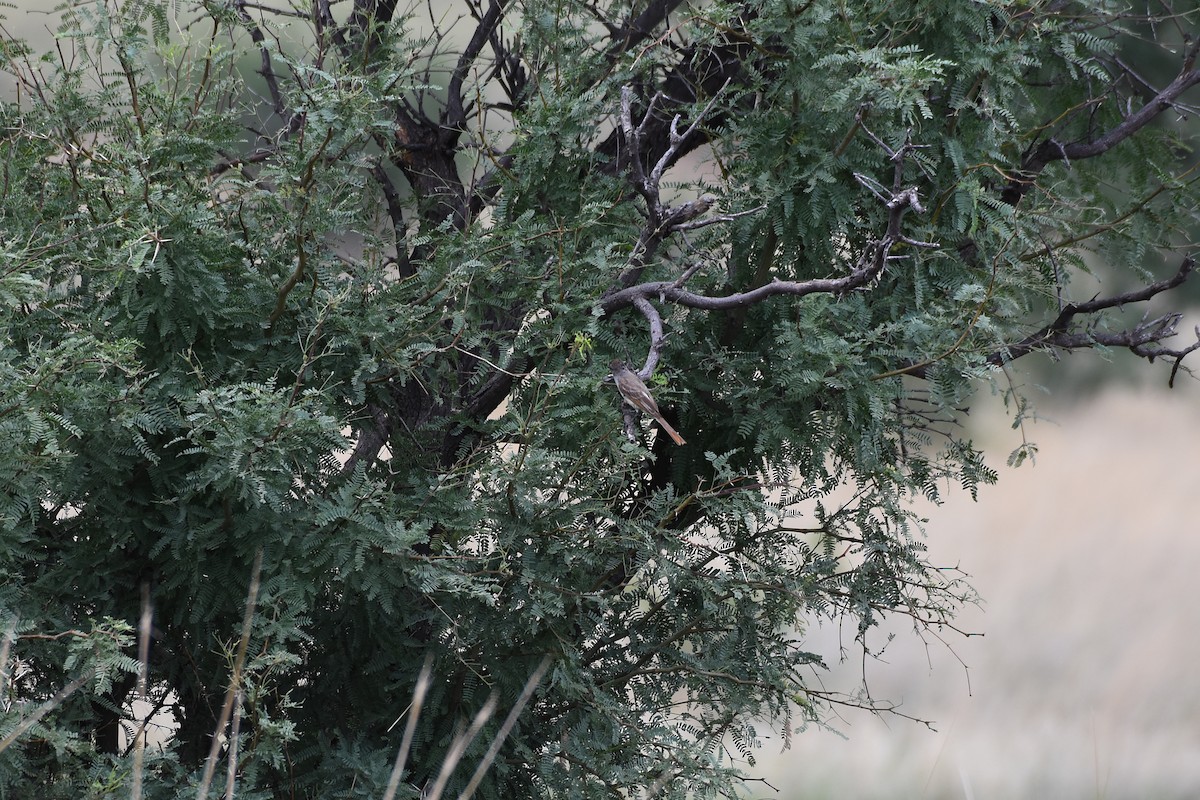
1;0;1197;797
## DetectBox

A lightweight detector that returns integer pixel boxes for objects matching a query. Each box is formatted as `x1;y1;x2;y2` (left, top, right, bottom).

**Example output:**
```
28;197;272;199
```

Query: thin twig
457;657;551;800
130;584;153;800
0;671;93;754
196;549;263;800
383;657;434;800
423;696;497;800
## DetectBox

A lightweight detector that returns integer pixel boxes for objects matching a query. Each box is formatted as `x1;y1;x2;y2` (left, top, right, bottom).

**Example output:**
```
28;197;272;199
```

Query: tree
1;0;1197;796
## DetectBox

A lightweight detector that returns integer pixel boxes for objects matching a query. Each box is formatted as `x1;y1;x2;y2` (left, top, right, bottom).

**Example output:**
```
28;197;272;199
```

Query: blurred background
756;369;1200;799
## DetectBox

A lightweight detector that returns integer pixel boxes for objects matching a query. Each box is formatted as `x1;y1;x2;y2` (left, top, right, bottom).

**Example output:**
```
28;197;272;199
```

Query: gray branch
1002;37;1200;205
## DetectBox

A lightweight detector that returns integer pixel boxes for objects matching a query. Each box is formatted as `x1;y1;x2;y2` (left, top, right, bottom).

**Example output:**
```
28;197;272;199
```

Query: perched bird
609;359;686;446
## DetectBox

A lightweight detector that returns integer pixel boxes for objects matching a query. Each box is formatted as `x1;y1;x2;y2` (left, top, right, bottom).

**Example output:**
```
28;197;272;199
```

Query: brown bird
609;359;686;445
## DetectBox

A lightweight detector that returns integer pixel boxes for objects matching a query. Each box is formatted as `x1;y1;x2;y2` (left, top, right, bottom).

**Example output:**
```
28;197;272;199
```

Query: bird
609;359;686;445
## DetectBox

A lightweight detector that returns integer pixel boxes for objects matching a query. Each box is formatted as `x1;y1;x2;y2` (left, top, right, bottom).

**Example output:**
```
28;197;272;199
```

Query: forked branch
1001;37;1200;205
988;256;1199;385
604;116;934;357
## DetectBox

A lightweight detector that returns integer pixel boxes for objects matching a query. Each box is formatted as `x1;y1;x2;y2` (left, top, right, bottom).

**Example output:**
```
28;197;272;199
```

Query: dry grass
754;386;1200;799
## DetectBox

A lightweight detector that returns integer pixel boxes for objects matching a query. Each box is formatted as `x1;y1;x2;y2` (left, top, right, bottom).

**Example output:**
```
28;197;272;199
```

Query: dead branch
1001;37;1200;205
987;255;1196;368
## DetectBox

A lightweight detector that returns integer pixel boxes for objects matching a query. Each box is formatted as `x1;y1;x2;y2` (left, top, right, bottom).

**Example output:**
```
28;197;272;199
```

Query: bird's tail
654;416;686;446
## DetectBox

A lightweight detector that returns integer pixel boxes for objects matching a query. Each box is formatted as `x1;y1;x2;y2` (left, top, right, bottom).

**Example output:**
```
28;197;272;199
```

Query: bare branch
444;0;510;140
597;32;754;180
619;86;660;201
987;255;1196;366
605;133;932;337
671;261;707;287
631;296;666;377
671;203;766;231
648;82;729;189
1032;314;1200;388
1002;38;1200;205
604;265;877;315
605;0;689;62
613;85;735;291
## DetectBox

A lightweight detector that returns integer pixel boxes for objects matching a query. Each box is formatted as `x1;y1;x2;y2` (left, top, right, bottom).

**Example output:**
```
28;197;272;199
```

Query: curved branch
603;186;926;316
630;297;665;377
1002;38;1200;205
602;263;885;316
987;255;1195;366
444;0;510;141
604;129;934;384
605;0;689;62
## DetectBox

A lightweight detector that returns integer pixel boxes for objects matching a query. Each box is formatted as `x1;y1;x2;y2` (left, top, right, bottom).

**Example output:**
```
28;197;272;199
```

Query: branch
463;353;531;420
619;86;662;206
340;404;392;478
603;263;885;315
647;85;729;194
670;203;765;231
1042;316;1179;352
604;0;689;62
370;159;413;278
603;163;930;316
1002;37;1200;205
987;255;1195;366
596;31;756;181
1036;317;1200;389
604;129;936;394
344;0;401;63
0;671;94;754
444;0;510;141
617;83;728;217
611;85;732;291
630;297;666;377
209;3;308;177
235;0;286;117
875;255;1198;384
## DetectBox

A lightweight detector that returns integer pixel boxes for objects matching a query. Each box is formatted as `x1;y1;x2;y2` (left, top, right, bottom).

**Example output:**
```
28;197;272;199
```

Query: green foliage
0;0;1196;798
